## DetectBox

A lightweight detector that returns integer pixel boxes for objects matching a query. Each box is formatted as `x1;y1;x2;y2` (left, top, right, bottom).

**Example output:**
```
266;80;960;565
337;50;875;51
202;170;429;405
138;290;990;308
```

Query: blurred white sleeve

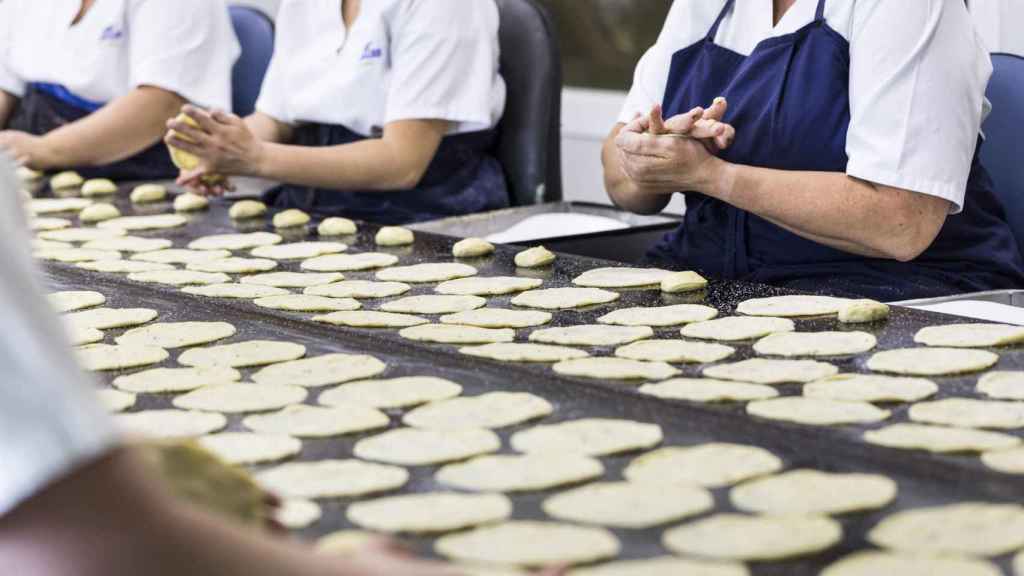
0;1;25;98
0;155;116;518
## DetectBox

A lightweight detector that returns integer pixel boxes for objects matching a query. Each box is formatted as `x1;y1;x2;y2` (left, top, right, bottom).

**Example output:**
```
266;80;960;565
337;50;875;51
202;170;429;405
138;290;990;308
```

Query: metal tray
893;289;1024;308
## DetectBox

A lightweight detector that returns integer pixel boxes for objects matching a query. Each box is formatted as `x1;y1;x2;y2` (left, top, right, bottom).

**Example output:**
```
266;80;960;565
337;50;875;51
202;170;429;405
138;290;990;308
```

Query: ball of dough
174;192;209;212
81;178;118;197
273;209;311;229
375;226;414;247
662;271;708;293
79;203;122;223
838;299;890;324
168;113;201;171
515;246;555;268
453;238;495;258
229;200;267;220
318;217;357;236
50;171;84;190
130;184;167;204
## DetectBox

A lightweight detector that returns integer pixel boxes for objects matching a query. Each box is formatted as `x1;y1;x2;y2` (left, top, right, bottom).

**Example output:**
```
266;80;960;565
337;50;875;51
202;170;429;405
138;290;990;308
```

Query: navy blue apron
647;0;1024;300
7;83;178;181
263;123;509;225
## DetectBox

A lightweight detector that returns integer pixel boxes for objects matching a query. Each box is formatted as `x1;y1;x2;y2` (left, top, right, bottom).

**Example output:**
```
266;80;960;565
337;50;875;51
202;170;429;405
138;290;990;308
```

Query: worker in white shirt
0;156;562;575
166;0;508;225
0;0;239;181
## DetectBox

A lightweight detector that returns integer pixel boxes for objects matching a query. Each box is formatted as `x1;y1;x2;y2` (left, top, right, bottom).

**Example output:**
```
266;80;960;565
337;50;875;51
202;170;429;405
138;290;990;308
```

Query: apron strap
815;0;827;21
706;0;736;42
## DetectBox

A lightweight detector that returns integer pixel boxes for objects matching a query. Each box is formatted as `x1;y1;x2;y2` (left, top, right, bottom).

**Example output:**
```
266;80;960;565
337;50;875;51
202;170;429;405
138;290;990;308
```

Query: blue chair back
982;53;1024;255
228;6;275;117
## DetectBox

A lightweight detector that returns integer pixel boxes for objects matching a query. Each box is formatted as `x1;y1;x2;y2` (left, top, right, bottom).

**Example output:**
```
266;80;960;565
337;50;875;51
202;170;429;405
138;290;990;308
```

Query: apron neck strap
706;0;736;42
815;0;827;21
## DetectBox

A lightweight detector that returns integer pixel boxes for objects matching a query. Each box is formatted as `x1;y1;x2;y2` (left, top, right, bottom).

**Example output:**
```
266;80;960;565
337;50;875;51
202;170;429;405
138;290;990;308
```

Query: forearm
245;112;293;144
0;90;16;129
37;86;184;170
602;126;671;215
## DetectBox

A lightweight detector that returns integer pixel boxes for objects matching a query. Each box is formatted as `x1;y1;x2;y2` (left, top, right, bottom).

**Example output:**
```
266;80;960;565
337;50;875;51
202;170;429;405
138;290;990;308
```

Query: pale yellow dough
187;257;277;273
542;481;713;529
374;226;414;246
305;280;409;299
273;208;310;228
623;443;782;487
251;353;386;387
838;299;890;323
313;311;428;328
615;340;735;364
251;242;347;260
572;267;672;288
115;321;236;349
512;287;619;310
66;307;158;330
69;326;104;346
402;392;552;429
318;217;356;236
639;379;778;403
597;304;718;327
441;308;551;328
399;324;515;344
82;236;173;253
435;521;619;568
17;166;43;182
459;343;588;363
242;272;344;288
301;252;398;272
909;398;1024;429
172;383;307;414
736;295;853;317
49;290;105;313
730;469;897;515
33;239;72;251
452;237;495;258
569;558;747;576
529;325;653;347
30;217;72;231
864;423;1021;453
681;316;795;341
753;331;877;357
253;294;360;312
133;249;231;264
316;531;376;555
229;200;267;219
820;551;1000;576
979;371;1024;400
29;197;92;214
182;284;288;299
130;184;167;204
34;248;122;263
376;262;477;283
511;418;662;456
115;409;226;439
112;367;241;393
39;227;125;242
514;246;555;268
380;295;486;315
436;276;542;296
97;214;187;231
174;192;209;212
436;453;604;493
552;357;680;380
129;270;230;286
662;514;842;561
803;374;938;403
79;202;121;223
915;323;1024;348
747;397;890;426
97;389;136;412
197;432;301;465
275;499;322;529
318;376;463;409
661;271;709;293
81;178;117;197
188;232;282;251
256;459;408;499
355;427;501;466
347;492;512;534
243;404;389;438
980;446;1024;474
867;347;999;376
703;358;838;384
178;340;306;368
78;260;175;274
867;502;1024;556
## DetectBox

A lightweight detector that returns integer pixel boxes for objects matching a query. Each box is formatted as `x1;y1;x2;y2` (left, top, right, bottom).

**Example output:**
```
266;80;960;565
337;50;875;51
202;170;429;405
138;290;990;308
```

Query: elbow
382;164;429;191
879;214;945;263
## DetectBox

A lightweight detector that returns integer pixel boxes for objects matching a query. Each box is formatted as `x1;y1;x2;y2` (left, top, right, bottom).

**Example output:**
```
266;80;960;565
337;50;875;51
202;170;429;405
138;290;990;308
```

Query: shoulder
653;0;727;50
832;0;972;41
387;0;498;23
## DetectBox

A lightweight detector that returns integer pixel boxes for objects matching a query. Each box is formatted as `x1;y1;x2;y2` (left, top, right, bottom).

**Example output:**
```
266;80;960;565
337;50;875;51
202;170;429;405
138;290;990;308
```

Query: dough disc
319;377;463;409
436;453;604;492
116;409;227;439
399;324;515;344
77;344;168;371
980;447;1024;474
730;469;897;515
703;358;838;384
639;379;778;403
459;343;589;363
615;340;735;364
435;521;620;568
597;304;718;327
66;307;158;330
112;367;241;393
380;295;487;315
178;340;306;368
115;321;236;349
35;248;122;263
251;353;386;387
867;502;1024;556
49;290;106;313
436;276;542;296
314;311;429;328
186;257;278;274
98;389;136;412
253;294;361;312
978;371;1024;400
355;428;501;466
347;492;512;534
511;418;662;456
572;267;672;288
681;316;795;341
276;499;322;529
78;260;175;273
567;557;749;576
251;242;347;260
736;295;852;317
97;214;187;231
39;227;126;242
747;397;890;426
908;398;1024;429
803;374;938;403
241;272;344;288
552;357;680;380
914;323;1024;348
753;331;877;357
188;232;282;251
182;284;289;299
529;325;653;347
197;432;302;465
82;237;173;253
863;423;1021;453
623;443;782;487
305;280;410;299
662;514;842;561
511;288;619;310
402;392;553;429
376;263;478;283
133;249;231;265
441;308;551;328
301;252;398;272
256;459;408;499
172;383;307;413
128;270;230;286
542;481;713;529
243;404;389;437
866;348;999;376
820;551;1001;576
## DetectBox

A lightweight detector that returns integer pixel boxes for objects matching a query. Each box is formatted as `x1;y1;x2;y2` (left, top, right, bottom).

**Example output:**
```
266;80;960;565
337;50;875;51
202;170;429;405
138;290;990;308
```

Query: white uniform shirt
0;0;239;109
256;0;506;137
621;0;993;212
0;155;115;518
970;0;1024;56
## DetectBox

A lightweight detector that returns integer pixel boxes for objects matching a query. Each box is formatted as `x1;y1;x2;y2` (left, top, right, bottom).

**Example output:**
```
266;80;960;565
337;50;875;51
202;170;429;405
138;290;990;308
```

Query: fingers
165;118;210;146
662;106;704;135
703;96;728;122
714;121;736;150
165;134;205;156
648;104;667;135
210;108;243;126
181;104;220;134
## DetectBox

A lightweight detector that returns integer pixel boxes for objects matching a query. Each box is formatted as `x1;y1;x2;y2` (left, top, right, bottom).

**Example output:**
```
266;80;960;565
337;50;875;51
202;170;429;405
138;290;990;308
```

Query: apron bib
263;124;509;225
8;83;178;182
650;0;1024;300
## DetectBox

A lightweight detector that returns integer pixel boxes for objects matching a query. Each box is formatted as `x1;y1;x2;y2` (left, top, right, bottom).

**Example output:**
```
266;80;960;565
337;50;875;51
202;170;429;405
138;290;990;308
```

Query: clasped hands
615;97;736;195
165;105;263;196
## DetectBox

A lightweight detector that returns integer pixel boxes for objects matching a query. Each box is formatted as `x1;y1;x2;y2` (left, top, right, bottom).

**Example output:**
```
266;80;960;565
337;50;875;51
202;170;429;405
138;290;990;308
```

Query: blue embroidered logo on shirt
360;42;383;61
100;25;124;42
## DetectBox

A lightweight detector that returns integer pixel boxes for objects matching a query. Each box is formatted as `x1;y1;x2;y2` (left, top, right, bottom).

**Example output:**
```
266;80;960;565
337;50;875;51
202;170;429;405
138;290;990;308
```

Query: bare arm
0;90;16;129
602;123;671;215
245;111;294;145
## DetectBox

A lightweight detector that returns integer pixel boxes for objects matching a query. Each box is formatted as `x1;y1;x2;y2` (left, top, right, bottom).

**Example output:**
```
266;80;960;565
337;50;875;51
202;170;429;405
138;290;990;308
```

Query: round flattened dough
69;326;104;346
803;374;938;403
514;246;556;268
256;459;408;499
29;197;93;214
130;183;167;203
187;257;278;274
529;325;653;347
317;530;377;554
276;499;322;529
319;377;463;409
78;260;175;273
737;295;852;317
542;481;713;529
838;299;891;324
116;409;227;439
76;344;168;371
820;551;1001;576
639;379;778;403
400;324;515;344
355;427;501;466
251;353;386;387
572;267;672;288
452;237;495;258
97;214;187;231
511;288;619;310
30;217;72;231
174;192;209;212
730;469;897;515
98;389;136;412
254;294;361;312
909;398;1024;429
78;203;121;223
34;248;122;263
754;331;877;357
511;418;662;456
39;227;126;243
704;358;838;384
242;272;344;288
49;290;105;312
978;371;1024;400
435;521;619;568
229;200;267;219
272;209;311;229
380;295;487;315
302;252;398;272
981;447;1024;474
197;432;301;465
867;502;1024;556
66;307;158;330
115;321;236;349
402;392;553;430
318;217;357;236
348;492;511;533
243;404;389;438
915;323;1024;348
81;178;117;196
436;276;542;296
663;514;842;561
867;347;999;376
129;270;231;286
441;308;551;328
182;283;289;299
376;263;478;283
681;316;795;341
251;242;347;260
459;343;589;363
132;249;231;264
552;357;680;381
615;340;735;364
35;240;76;252
865;423;1021;453
50;171;85;189
172;383;307;413
597;304;718;327
661;271;709;293
113;366;241;393
178;340;306;368
747;397;890;426
375;226;414;246
314;310;428;328
437;453;603;492
568;557;748;576
189;232;283;251
82;236;173;253
305;280;409;299
624;443;782;488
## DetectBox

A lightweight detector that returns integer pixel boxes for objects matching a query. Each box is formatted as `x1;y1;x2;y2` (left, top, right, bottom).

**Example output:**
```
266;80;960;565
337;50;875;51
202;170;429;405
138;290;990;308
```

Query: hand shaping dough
354;427;501;466
572;267;672;288
703;358;838;384
530;325;653;347
255;459;408;499
115;321;236;348
182;284;289;299
736;295;853;317
867;348;999;376
130;184;167;204
623;443;783;487
197;432;302;465
79;202;121;223
273;209;311;229
838;299;890;323
914;323;1024;348
514;246;555;268
867;502;1024;556
49;290;106;312
76;344;168;371
864;423;1021;453
178;340;306;368
302;252;398;272
661;271;709;293
380;295;486;315
305;280;408;299
318;217;357;236
242;272;344;288
747;397;890;426
115;409;227;439
598;304;718;327
820;551;1001;576
681;316;795;341
552;357;680;380
313;311;429;328
128;270;231;286
229;200;267;219
97;214;187;231
542;481;713;529
452;238;495;258
435;521;619;568
187;257;279;273
436;277;542;296
376;263;478;283
803;374;937;403
251;242;347;260
112;366;241;393
512;288;619;310
172;383;307;413
638;379;778;403
511;418;662;456
459;343;589;363
375;226;414;246
399;324;515;344
908;398;1024;429
402;392;553;429
251;353;386;387
615;340;735;364
243;404;389;438
436;453;604;493
189;232;282;251
81;178;118;197
978;371;1024;400
662;514;842;561
253;294;361;312
347;492;512;534
318;376;462;409
441;308;551;328
729;469;897;515
174;192;209;212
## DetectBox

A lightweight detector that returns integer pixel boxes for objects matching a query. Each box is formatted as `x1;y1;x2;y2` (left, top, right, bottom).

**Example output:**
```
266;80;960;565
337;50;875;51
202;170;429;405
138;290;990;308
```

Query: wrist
249;141;270;179
698;156;735;200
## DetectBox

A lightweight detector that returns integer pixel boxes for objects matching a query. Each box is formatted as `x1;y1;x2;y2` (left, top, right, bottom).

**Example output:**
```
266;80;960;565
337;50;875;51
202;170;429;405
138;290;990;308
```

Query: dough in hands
514;246;555;268
452;238;495;258
130;184;167;203
79;202;121;223
318;217;357;236
375;226;414;246
174;192;209;212
229;200;267;219
81;178;118;197
273;209;310;228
